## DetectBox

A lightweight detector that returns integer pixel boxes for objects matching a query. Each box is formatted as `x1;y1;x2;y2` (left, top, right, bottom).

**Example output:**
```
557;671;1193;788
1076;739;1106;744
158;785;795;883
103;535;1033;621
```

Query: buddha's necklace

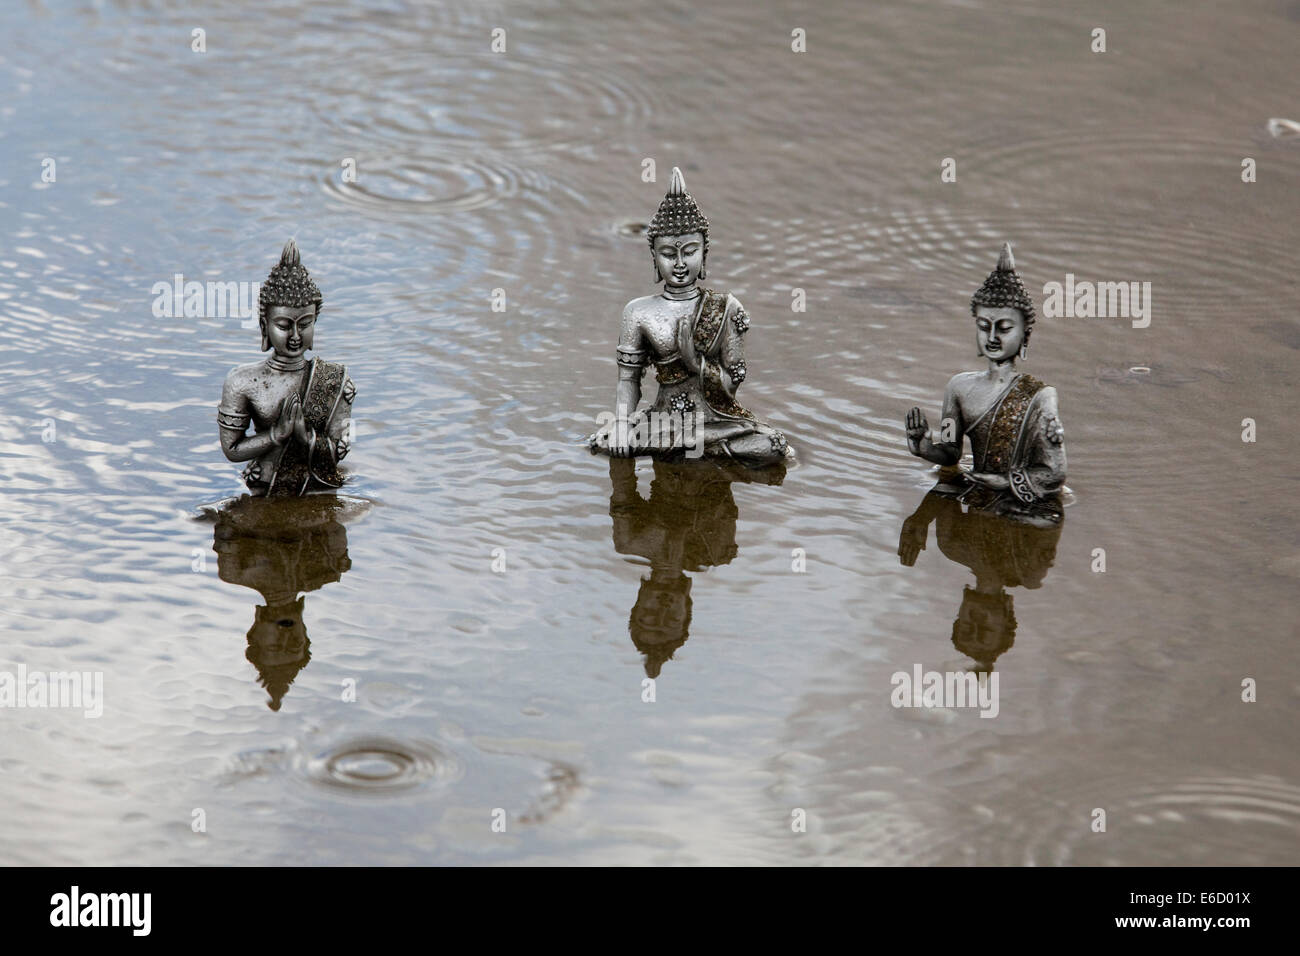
661;287;702;302
266;355;307;373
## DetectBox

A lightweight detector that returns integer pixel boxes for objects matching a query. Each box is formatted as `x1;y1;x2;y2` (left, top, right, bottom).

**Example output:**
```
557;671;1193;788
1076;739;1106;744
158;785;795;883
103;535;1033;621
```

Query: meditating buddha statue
218;240;356;496
898;489;1063;671
905;243;1066;519
590;168;792;466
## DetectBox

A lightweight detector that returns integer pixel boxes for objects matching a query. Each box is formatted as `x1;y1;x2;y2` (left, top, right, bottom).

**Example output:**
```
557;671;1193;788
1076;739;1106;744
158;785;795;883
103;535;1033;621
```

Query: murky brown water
1;0;1298;865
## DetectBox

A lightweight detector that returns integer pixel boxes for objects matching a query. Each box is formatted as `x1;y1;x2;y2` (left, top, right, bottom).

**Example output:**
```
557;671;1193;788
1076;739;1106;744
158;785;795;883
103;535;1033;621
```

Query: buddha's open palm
905;406;930;454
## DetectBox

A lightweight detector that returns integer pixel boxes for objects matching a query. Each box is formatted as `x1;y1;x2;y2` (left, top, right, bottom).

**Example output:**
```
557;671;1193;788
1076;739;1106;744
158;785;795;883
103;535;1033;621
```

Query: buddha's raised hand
905;406;930;455
291;398;312;446
269;396;299;447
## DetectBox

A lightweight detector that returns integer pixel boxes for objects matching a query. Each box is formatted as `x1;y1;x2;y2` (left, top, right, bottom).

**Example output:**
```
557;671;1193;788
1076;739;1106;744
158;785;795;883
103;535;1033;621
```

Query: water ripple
303;737;456;794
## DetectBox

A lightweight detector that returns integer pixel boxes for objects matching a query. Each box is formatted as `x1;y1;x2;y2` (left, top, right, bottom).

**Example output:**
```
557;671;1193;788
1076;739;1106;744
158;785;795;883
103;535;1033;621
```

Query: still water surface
1;0;1298;864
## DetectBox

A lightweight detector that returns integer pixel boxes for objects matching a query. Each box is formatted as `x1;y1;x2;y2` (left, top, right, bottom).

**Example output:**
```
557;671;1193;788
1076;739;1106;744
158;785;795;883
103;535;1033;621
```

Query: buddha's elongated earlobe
1020;343;1027;360
260;321;271;352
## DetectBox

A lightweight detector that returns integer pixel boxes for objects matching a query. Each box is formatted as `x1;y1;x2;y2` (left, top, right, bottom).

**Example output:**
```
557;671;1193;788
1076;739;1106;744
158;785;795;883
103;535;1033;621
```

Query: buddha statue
904;243;1066;518
218;240;356;497
212;495;354;710
898;489;1063;671
608;457;782;677
590;167;792;467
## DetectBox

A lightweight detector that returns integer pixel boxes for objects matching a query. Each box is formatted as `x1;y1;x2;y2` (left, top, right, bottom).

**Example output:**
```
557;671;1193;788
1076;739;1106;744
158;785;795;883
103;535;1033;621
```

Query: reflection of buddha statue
218;240;356;496
212;495;355;709
590;168;793;466
608;457;782;676
898;489;1062;670
905;243;1066;517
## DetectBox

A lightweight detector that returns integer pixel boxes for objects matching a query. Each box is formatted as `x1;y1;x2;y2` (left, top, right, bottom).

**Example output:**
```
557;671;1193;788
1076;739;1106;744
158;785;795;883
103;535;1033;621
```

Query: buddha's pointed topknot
996;241;1015;272
646;166;709;243
667;166;687;197
259;237;322;325
971;240;1035;334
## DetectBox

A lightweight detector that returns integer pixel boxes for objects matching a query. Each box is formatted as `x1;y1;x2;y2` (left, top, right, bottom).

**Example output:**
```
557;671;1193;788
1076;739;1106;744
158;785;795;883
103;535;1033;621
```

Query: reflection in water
4;0;1296;867
211;495;356;710
898;485;1063;671
607;457;784;677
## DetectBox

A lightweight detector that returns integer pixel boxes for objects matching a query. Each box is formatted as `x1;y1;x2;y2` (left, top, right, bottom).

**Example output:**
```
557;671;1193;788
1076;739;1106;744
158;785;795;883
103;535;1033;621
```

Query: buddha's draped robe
218;357;354;496
592;289;788;464
267;358;352;495
960;372;1066;517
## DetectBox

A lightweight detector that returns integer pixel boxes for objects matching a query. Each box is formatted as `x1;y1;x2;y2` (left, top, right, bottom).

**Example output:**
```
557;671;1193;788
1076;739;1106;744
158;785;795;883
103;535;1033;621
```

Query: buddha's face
953;594;1014;659
633;592;689;635
264;304;317;358
631;574;692;640
247;603;308;665
974;305;1025;363
653;232;705;289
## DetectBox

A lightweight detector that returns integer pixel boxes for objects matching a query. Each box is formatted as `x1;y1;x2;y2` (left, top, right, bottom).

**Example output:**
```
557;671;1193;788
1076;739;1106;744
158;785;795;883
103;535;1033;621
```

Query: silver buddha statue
904;242;1066;518
217;240;356;497
590;168;792;466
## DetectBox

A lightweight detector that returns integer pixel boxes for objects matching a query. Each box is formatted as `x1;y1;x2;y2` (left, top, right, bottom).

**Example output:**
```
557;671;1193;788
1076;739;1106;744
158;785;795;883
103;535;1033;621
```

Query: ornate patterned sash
692;289;728;355
267;358;348;496
968;374;1044;474
693;290;754;420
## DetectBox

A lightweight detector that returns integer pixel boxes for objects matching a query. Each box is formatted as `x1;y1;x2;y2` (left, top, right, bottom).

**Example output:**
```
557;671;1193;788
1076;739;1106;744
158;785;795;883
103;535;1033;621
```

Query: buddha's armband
217;410;250;431
616;346;647;379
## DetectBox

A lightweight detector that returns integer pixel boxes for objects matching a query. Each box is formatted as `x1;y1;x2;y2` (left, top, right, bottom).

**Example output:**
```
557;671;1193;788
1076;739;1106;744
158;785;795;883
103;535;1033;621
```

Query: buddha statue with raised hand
590;167;792;466
904;243;1066;514
217;240;356;496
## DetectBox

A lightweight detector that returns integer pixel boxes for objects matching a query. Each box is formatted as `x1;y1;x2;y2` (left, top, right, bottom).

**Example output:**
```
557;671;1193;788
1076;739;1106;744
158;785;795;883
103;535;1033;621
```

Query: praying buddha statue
590;167;792;467
904;243;1066;518
218;240;356;497
898;489;1063;671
